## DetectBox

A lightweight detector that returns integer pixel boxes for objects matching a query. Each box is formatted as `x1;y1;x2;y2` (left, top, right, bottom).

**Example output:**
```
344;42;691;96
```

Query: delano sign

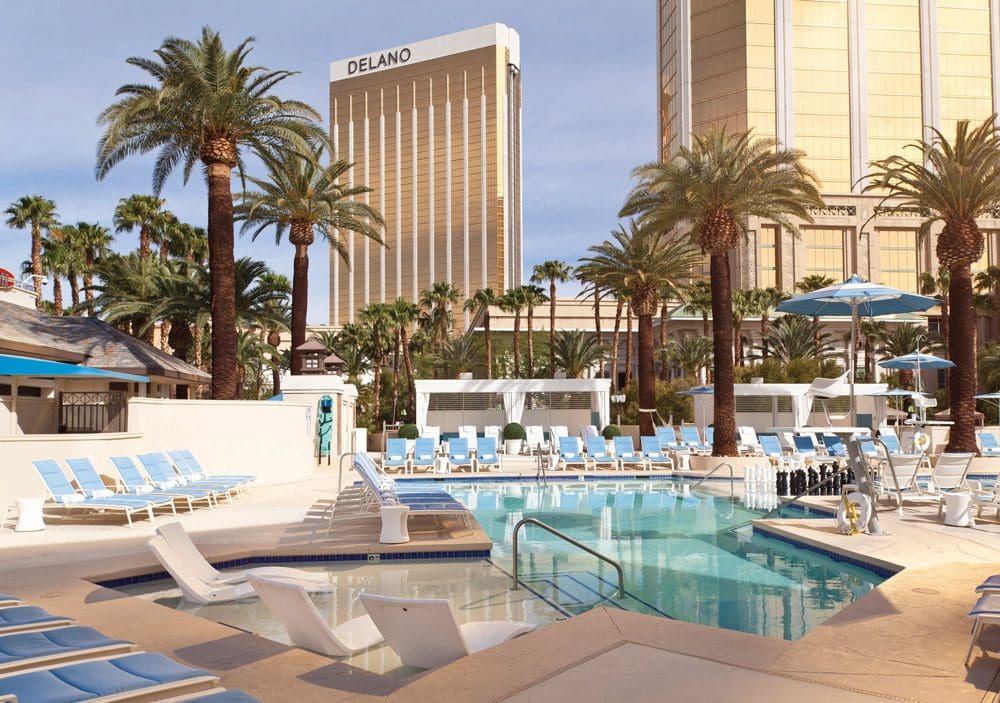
347;48;412;76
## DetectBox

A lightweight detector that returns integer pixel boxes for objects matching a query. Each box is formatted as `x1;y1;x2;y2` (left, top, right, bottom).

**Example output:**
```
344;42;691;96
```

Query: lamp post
611;393;626;426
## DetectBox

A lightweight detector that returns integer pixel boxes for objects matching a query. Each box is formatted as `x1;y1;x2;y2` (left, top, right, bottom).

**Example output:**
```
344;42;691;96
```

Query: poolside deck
2;467;998;702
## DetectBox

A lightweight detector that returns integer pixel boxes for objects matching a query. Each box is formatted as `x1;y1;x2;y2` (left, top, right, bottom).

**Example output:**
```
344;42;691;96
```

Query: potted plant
398;423;419;454
602;424;621;453
503;422;525;455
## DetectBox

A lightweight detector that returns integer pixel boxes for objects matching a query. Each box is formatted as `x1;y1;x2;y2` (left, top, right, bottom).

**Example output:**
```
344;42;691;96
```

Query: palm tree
975;266;1000;342
859;319;887;381
796;275;837;355
663;335;713;379
551;330;606;378
39;234;74;315
434;334;484;378
113;195;169;261
51;225;86;312
464;288;500;378
96;26;325;400
621;129;823;454
575;264;606;377
5;195;58;308
864;117;1000;452
257;272;290;396
579;221;700;435
608;292;625;391
500;287;528;378
521;284;548;377
360;303;393;424
530;260;572;375
752;287;788;359
388;299;420;421
919;268;952;348
876;323;938;390
683;279;714;338
419;281;463;350
70;222;113;315
237;145;384;374
90;253;166;341
765;315;833;363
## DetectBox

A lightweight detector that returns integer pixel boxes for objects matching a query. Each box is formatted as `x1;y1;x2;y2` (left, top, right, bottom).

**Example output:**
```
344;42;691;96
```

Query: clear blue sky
0;1;656;324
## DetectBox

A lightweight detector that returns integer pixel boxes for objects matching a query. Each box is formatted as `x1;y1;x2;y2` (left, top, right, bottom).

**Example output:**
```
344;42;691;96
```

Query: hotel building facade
658;1;1000;295
328;24;522;326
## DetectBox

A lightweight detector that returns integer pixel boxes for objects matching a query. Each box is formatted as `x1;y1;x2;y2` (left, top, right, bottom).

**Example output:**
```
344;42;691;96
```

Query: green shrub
398;424;419;440
602;424;622;439
503;422;525;440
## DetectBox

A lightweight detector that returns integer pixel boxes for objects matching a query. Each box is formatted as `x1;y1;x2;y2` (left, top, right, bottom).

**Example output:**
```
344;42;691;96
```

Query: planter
368;432;384;452
505;439;523;455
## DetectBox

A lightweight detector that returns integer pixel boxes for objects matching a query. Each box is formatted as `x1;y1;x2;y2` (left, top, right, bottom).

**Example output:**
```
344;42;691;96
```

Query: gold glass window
938;1;992;138
805;227;845;280
760;225;778;288
879;229;918;292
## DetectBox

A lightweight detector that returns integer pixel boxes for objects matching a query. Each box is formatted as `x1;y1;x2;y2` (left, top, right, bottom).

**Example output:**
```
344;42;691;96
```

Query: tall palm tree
859;319;886;381
50;225;86;312
360;303;393;425
575;263;606;378
433;334;485;378
113;195;169;261
464;288;500;378
551;330;606;378
237;145;384;373
96;26;325;399
579;221;700;435
683;279;714;338
621;128;823;455
499;288;528;378
5;195;58;308
752;287;788;359
90;253;167;341
919;268;951;348
530;260;572;375
663;335;714;379
864;117;1000;452
39;234;73;315
765;315;833;363
70;222;113;315
388;299;420;421
608;292;625;391
521;284;548;378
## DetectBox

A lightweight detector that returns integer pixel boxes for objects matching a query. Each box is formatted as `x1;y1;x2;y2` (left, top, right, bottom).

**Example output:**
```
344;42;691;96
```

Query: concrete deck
2;467;998;702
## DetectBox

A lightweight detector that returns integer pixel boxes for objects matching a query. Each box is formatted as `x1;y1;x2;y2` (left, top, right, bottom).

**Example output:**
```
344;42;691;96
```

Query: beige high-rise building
329;24;522;326
658;1;1000;296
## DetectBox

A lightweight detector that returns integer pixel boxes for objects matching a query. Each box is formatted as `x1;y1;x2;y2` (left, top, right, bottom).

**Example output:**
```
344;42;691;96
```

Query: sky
0;1;657;325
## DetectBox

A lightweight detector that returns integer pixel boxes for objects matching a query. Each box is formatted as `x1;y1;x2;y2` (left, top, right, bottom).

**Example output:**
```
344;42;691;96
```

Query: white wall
127;398;315;486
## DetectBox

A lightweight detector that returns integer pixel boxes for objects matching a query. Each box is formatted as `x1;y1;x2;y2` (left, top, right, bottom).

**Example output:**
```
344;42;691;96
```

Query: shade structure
679;386;713;428
878;352;955;371
0;353;149;382
776;275;937;424
677;385;714;395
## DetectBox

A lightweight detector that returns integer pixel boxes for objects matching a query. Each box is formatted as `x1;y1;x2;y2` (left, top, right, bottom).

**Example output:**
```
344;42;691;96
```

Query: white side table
940;492;976;527
15;497;46;532
379;504;410;544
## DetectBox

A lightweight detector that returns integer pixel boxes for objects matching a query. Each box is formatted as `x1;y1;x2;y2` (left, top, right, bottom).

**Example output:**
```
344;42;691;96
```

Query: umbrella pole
850;302;857;427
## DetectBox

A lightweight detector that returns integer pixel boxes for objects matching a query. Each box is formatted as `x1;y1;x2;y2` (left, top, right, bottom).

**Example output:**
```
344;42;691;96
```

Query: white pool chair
525;425;546;454
737;426;763;456
581;425;600;441
419;426;441;450
966;592;1000;664
458;425;478;452
147;535;255;604
359;593;535;669
548;426;569;448
878;453;929;511
483;425;502;449
927;453;973;494
156;522;333;591
247;575;383;657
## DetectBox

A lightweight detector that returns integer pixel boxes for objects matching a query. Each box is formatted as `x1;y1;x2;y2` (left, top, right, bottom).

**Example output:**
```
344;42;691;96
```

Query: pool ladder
688;461;735;500
511;517;624;598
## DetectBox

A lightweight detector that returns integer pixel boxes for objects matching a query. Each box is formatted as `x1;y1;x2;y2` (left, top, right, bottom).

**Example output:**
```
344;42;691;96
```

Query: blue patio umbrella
879;351;954;421
678;386;714;427
776;275;937;425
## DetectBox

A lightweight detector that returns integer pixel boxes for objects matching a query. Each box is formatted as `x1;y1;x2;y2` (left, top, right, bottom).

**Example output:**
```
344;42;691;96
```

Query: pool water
428;480;884;641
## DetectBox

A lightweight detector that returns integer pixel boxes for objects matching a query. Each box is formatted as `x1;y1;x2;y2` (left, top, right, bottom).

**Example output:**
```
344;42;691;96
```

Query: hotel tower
329;24;522;326
658;1;1000;295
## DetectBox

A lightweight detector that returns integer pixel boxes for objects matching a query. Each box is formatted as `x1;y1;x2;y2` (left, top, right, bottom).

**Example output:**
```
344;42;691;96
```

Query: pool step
519;570;670;618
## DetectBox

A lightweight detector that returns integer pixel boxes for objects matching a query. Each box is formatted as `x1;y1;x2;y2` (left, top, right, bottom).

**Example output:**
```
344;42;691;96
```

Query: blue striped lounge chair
0;625;135;675
475;437;500;472
640;436;675;469
680;425;711;453
65;457;176;517
822;434;847;457
558;436;590;470
0;606;74;635
447;437;475;472
613;436;648;470
978;431;1000;456
153;452;244;497
32;459;167;527
758;434;797;470
586;436;618;470
382;438;409;473
136;453;235;504
410;437;437;473
656;426;686;452
110;456;216;510
170;450;254;489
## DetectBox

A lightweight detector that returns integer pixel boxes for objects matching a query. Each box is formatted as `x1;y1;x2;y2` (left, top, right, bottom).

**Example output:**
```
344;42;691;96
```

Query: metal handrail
689;461;735;499
337;452;357;492
511;517;624;597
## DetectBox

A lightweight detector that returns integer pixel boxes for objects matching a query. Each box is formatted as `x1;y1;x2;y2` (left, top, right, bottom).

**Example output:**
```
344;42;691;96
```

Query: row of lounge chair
382;436;500;473
0;591;260;702
147;521;533;670
20;450;255;528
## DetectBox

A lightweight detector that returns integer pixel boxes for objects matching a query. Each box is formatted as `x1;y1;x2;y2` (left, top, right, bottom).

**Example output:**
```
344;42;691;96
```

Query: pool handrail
688;461;735;500
511;517;624;598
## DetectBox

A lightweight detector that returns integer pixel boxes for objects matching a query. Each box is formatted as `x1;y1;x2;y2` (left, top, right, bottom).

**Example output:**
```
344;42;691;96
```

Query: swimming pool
120;479;886;673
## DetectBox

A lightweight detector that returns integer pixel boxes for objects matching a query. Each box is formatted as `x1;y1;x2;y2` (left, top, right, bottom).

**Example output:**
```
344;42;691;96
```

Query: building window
304;357;320;370
879;229;918;292
971;230;994;278
805;228;845;281
760;226;778;288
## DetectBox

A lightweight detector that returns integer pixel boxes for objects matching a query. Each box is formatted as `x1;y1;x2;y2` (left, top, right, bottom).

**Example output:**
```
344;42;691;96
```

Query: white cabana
690;379;888;432
414;378;611;432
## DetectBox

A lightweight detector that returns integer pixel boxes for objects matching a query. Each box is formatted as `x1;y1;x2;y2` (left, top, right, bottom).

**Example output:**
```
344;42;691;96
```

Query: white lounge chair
966;592;1000;664
147;535;255;604
247;575;383;656
359;593;535;669
156;522;333;591
878;453;928;511
458;425;478;453
524;425;546;454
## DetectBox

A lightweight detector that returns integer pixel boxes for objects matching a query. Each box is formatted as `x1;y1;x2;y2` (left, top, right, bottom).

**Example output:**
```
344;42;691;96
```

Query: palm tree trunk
513;312;522;378
84;251;95;316
760;314;769;359
610;299;623;391
192;322;204;399
160;244;169;263
484;310;493;379
594;289;604;378
624;301;633;388
206;160;239;399
372;349;382;428
638;312;656;436
69;276;80;312
549;280;557;376
702;313;709;338
400;326;416;421
659;301;669;382
289;241;310;375
526;305;535;377
710;252;737;456
31;224;42;309
52;276;63;316
993;288;1000;342
734;319;742;366
391;326;402;421
160;321;171;351
139;223;151;261
946;265;977;452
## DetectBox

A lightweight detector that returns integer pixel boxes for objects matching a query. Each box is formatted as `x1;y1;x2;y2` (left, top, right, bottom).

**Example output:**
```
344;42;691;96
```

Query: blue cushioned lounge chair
447;437;475;472
0;625;135;674
148;452;242;497
558;436;590;470
353;454;466;512
168;451;252;494
176;449;255;484
680;425;711;453
475;437;500;472
821;434;847;457
656;426;685;451
32;460;163;527
381;438;410;473
978;431;1000;456
137;453;234;504
65;458;176;516
410;437;437;473
0;595;22;608
640;436;675;469
110;456;215;510
613;436;648;470
0;652;218;703
586;436;617;470
0;606;74;635
180;690;263;702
